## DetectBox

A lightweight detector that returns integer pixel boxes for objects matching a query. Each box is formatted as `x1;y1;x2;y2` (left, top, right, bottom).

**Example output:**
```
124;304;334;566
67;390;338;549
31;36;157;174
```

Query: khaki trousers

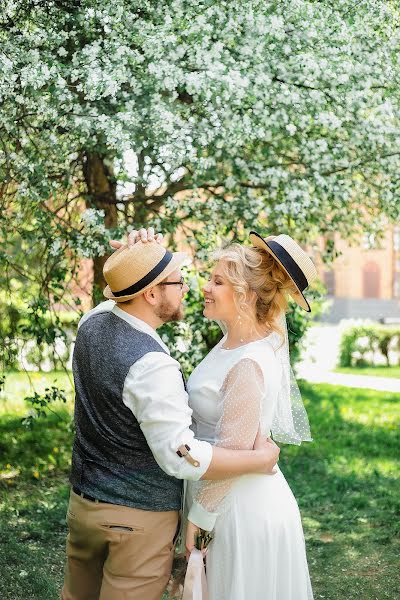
61;490;179;600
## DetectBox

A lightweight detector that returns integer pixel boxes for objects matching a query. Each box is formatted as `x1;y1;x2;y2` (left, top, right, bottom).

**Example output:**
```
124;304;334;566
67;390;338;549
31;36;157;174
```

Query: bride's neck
223;318;270;349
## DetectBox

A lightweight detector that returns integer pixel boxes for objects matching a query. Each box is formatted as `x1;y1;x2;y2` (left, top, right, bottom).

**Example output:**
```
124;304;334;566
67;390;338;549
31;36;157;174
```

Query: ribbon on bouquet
182;548;209;600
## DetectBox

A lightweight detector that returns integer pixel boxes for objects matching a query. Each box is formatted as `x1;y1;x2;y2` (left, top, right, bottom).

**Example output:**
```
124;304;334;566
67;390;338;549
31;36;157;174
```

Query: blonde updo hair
212;243;298;339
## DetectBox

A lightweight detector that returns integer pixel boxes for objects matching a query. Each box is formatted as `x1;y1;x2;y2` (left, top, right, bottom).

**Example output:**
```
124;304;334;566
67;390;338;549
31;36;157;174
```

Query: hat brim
103;251;189;302
249;231;311;312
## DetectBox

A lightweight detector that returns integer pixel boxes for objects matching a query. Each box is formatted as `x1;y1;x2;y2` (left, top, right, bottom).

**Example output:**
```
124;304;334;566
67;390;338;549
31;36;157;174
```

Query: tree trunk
83;152;118;305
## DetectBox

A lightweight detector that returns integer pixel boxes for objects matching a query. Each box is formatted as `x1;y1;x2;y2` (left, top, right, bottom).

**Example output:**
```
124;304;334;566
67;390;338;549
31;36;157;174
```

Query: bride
184;231;315;600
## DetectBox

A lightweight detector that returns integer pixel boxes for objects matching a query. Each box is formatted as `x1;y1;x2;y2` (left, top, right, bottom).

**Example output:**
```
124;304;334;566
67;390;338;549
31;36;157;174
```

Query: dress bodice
187;334;283;443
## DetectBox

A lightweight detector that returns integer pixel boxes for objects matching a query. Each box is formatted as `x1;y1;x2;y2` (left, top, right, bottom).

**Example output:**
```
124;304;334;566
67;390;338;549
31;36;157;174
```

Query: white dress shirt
78;301;212;481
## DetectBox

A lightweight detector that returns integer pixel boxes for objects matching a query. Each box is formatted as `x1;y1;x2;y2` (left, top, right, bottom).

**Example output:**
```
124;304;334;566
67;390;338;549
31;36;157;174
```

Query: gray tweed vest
70;310;182;511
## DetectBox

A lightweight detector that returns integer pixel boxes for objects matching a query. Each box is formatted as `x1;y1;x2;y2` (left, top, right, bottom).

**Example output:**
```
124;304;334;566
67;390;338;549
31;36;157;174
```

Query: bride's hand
254;427;279;474
185;520;200;561
109;227;163;249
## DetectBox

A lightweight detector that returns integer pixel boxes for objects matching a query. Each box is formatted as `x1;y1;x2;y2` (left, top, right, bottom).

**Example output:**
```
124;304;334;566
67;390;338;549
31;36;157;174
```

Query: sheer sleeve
187;357;264;531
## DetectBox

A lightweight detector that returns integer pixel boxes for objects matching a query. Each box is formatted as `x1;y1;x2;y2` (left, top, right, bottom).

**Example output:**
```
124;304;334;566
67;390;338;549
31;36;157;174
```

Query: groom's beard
155;294;184;323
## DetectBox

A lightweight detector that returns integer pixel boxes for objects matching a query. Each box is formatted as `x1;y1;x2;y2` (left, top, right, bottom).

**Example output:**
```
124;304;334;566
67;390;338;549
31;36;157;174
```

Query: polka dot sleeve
187;358;264;532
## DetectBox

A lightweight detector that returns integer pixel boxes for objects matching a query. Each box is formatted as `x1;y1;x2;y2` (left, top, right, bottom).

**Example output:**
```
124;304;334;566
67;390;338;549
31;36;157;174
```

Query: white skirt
188;467;313;600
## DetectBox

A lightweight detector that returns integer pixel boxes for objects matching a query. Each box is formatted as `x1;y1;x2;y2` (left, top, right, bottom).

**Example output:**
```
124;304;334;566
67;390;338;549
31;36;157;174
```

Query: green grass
284;383;399;599
1;372;399;599
335;365;400;379
1;370;74;416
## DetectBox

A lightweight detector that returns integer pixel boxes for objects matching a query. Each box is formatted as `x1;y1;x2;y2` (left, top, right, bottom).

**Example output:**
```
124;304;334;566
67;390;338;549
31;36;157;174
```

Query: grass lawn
1;371;75;417
1;372;399;599
335;365;400;379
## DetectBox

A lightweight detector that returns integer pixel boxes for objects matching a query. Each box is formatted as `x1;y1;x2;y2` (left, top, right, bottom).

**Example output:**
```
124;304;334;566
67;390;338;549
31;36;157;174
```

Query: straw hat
103;241;187;302
249;231;317;312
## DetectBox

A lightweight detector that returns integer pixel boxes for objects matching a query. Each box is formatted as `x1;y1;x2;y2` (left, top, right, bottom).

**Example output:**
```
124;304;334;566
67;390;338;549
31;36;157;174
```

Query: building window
363;232;376;249
394;227;400;252
323;270;335;296
394;273;400;299
362;262;381;298
394;227;400;298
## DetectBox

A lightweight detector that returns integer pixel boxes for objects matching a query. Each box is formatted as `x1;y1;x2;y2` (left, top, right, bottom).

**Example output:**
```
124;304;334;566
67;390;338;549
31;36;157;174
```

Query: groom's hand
109;227;163;250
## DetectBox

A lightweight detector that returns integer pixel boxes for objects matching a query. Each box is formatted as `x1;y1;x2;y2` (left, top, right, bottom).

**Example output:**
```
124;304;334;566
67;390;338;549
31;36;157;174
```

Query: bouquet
194;529;213;554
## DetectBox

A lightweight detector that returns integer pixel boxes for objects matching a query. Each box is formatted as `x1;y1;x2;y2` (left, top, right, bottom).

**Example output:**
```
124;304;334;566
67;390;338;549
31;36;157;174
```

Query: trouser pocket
101;522;145;534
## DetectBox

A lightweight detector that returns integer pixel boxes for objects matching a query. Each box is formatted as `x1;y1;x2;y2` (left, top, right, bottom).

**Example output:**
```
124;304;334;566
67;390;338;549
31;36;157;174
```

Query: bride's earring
238;313;244;343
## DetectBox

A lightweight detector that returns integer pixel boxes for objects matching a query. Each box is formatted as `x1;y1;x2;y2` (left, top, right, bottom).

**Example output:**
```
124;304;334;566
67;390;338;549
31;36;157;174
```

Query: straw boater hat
249;231;317;312
103;241;187;302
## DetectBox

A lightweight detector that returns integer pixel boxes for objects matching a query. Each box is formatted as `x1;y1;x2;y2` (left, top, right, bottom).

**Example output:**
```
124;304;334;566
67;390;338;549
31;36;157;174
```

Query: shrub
339;325;400;368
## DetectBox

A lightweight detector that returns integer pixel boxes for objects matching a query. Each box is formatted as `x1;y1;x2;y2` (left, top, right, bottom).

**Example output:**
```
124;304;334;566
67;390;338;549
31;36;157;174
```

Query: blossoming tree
1;0;400;374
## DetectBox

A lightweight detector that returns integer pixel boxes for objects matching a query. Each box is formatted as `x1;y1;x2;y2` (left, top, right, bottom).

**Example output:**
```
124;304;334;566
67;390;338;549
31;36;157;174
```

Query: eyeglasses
159;276;185;290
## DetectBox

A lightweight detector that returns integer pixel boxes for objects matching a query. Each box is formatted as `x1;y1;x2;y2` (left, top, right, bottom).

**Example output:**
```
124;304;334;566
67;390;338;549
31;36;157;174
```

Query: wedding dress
186;333;314;600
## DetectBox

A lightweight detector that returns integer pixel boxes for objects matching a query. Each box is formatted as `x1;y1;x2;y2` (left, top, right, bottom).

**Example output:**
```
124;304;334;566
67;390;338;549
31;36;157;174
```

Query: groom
62;229;280;600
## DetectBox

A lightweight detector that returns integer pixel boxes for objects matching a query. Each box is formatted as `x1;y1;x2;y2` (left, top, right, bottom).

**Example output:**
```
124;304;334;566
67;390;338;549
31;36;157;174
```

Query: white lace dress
186;334;313;600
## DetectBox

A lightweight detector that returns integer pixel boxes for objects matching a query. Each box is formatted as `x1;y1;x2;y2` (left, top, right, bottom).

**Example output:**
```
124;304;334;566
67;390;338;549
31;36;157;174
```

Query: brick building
319;226;400;322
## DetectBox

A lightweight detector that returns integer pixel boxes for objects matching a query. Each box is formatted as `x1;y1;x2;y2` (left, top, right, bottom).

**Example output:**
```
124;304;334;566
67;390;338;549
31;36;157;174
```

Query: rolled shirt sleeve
122;352;213;481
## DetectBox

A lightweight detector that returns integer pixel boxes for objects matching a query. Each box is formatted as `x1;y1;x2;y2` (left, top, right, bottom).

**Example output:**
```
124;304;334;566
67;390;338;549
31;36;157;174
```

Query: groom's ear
142;286;158;306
